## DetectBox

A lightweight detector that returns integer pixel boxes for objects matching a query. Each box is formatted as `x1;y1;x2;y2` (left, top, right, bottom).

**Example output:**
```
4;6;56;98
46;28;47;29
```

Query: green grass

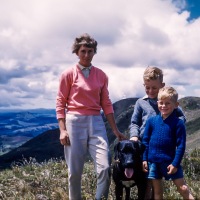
0;150;200;200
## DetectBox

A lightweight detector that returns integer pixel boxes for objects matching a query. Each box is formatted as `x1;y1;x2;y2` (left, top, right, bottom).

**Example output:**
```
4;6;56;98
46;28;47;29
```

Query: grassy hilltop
0;149;200;199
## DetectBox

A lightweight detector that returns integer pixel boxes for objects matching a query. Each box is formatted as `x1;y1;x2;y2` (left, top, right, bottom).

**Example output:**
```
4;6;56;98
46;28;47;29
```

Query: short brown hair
158;86;178;103
143;66;163;82
72;33;98;54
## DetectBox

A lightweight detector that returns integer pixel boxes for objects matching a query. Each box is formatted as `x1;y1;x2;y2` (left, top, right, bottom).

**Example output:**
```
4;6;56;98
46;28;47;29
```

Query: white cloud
0;0;200;109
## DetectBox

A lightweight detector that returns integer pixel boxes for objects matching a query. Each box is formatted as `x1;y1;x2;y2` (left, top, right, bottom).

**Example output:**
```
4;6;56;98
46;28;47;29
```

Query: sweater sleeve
100;73;114;115
129;100;142;138
171;120;186;167
56;69;73;119
142;118;152;161
175;106;186;123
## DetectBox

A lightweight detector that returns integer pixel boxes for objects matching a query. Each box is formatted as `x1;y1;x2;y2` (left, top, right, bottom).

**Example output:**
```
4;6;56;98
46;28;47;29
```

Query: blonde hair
143;66;163;82
158;86;178;103
72;33;98;54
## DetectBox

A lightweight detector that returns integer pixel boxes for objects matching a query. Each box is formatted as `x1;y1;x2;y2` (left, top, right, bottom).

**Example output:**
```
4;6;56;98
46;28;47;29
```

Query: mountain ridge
0;96;200;170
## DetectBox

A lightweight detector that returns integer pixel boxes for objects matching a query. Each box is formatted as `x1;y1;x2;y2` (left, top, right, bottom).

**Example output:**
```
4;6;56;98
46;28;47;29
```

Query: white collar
142;95;149;100
142;95;157;101
78;63;92;70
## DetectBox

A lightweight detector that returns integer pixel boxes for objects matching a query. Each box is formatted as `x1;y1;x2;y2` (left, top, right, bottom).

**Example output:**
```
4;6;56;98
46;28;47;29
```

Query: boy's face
157;97;178;119
143;79;164;99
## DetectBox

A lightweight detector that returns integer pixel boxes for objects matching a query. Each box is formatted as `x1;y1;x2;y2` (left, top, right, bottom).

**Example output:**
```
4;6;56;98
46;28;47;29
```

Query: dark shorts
147;162;184;180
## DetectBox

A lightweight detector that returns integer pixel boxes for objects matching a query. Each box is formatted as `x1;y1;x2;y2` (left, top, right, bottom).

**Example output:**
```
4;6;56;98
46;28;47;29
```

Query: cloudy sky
0;0;200;109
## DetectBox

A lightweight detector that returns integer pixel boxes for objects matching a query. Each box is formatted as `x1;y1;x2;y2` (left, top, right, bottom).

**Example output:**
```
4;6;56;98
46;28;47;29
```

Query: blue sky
185;0;200;20
0;0;200;109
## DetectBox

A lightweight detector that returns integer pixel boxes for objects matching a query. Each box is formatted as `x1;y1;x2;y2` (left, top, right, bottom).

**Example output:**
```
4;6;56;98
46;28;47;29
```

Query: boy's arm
171;120;186;167
142;119;152;162
167;164;177;174
129;100;142;140
142;161;148;172
176;106;186;123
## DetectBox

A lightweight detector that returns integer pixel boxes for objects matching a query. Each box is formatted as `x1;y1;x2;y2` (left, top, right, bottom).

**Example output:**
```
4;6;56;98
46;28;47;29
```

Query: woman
56;33;126;200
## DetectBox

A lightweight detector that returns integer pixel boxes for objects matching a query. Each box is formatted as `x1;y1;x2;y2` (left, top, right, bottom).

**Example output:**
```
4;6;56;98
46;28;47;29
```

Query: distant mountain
178;97;200;149
179;97;200;122
0;97;199;170
0;109;58;155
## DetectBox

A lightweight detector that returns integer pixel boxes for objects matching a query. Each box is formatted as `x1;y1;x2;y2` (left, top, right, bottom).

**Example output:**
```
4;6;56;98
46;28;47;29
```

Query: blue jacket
142;110;186;167
129;96;186;140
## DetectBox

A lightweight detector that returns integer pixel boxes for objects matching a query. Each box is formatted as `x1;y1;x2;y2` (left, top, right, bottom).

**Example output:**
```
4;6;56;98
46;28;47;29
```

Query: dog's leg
137;185;144;200
115;184;123;200
125;187;130;200
137;180;147;200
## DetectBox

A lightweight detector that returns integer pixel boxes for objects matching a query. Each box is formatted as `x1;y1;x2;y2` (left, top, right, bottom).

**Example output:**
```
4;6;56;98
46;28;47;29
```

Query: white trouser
64;114;111;200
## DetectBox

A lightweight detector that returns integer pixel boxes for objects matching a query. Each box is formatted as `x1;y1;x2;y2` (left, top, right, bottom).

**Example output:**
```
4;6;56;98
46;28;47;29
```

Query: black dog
112;140;146;200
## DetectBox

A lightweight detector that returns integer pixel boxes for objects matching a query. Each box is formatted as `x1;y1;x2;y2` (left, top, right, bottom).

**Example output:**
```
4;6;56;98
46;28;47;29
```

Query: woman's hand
58;118;70;146
114;130;127;141
60;130;70;145
105;113;127;141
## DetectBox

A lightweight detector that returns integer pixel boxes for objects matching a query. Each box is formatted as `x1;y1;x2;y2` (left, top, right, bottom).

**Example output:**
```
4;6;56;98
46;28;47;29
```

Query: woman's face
77;45;95;67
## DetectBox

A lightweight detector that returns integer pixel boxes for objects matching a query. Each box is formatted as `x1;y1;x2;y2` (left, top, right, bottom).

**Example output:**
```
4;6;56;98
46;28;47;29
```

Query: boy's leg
144;179;154;200
152;179;163;200
146;162;162;200
173;178;194;200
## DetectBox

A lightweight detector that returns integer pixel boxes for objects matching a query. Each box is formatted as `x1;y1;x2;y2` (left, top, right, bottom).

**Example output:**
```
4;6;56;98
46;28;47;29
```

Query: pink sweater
56;65;114;119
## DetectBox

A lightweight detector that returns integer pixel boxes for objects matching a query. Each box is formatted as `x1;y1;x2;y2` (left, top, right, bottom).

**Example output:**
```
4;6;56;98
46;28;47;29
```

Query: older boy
142;86;194;200
130;66;185;142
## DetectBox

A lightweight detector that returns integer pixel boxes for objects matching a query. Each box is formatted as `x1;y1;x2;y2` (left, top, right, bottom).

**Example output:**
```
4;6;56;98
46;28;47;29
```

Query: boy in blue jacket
142;86;194;200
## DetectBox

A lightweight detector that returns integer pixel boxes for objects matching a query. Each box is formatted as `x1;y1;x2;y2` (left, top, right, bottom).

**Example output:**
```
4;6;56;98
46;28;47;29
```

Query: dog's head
114;140;145;179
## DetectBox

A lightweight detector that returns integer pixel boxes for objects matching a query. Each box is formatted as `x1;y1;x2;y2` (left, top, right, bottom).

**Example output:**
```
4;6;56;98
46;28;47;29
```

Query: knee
102;164;111;175
177;184;189;194
98;161;110;171
97;164;111;178
68;168;82;182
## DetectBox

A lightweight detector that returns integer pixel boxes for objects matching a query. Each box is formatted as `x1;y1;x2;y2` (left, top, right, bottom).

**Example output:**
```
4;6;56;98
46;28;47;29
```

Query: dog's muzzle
123;154;134;178
124;168;134;178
